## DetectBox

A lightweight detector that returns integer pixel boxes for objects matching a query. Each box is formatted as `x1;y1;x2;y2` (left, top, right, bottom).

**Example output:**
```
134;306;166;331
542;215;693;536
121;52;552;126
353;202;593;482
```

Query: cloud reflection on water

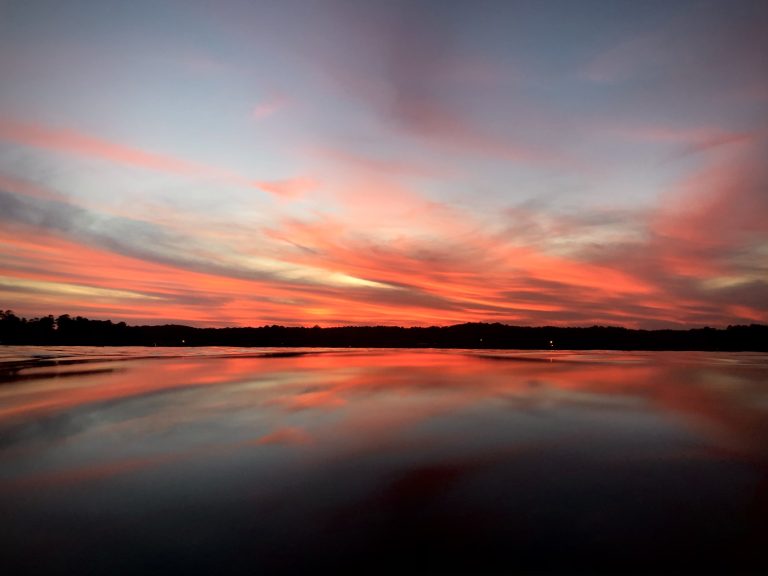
1;349;766;573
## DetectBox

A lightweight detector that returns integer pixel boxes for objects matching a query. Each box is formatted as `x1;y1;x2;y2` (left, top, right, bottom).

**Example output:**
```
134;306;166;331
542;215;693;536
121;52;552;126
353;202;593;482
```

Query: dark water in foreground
1;347;767;575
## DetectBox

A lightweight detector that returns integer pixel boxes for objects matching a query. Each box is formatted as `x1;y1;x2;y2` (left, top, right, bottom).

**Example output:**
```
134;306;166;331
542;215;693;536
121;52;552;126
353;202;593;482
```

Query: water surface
1;347;767;574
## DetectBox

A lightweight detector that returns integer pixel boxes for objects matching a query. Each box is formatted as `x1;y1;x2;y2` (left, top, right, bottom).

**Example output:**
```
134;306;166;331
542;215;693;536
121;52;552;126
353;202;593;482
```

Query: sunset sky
1;0;766;328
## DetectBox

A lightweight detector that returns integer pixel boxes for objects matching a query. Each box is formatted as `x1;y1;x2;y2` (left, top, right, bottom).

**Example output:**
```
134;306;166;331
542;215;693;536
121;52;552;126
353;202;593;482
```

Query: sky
0;0;766;328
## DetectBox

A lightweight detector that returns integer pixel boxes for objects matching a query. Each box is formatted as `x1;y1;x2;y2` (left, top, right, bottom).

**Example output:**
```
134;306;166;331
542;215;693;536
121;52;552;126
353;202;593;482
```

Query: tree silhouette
0;311;765;351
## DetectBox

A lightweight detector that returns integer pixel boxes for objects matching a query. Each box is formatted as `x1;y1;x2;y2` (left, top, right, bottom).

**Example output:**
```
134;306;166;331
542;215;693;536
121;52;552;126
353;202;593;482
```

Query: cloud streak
0;0;766;328
252;95;287;120
0;119;307;198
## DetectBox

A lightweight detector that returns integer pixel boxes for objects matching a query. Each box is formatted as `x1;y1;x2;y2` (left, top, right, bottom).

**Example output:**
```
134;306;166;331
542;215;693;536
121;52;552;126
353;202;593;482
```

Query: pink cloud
0;118;306;198
579;132;768;325
0;118;199;173
254;177;317;198
252;95;287;120
2;127;765;328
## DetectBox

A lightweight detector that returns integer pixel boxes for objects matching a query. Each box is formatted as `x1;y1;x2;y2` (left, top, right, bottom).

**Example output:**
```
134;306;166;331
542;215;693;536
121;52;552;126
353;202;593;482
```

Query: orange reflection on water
1;348;766;575
0;349;766;488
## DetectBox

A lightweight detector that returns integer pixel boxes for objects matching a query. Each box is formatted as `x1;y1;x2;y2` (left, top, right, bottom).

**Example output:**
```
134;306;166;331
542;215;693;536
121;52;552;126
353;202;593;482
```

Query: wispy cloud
254;177;317;198
1;1;766;328
315;2;561;166
252;95;287;120
0;119;308;198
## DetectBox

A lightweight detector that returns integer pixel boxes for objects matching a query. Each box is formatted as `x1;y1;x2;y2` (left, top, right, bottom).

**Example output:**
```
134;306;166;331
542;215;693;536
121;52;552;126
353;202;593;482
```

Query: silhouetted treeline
0;311;766;351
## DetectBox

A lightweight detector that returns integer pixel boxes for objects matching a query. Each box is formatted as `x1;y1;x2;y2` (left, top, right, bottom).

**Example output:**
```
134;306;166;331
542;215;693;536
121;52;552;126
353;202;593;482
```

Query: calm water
1;347;767;575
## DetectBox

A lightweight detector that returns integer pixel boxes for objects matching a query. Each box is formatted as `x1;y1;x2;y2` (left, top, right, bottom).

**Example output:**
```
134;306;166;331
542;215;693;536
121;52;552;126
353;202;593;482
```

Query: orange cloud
254;177;318;198
2;123;766;328
254;427;312;445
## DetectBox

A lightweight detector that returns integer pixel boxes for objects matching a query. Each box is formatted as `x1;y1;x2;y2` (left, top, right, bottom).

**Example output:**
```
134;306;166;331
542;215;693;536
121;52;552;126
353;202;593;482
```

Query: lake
1;347;767;574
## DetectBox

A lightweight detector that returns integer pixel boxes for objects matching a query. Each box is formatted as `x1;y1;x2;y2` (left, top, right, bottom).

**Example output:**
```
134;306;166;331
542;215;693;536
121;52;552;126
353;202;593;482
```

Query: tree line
0;310;765;351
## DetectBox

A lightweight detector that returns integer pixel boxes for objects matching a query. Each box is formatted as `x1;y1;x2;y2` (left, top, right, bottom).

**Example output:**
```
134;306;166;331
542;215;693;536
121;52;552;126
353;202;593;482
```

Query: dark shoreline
2;312;766;351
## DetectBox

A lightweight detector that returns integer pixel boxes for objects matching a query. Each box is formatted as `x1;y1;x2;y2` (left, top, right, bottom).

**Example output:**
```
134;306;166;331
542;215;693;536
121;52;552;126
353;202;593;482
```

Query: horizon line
3;311;765;332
